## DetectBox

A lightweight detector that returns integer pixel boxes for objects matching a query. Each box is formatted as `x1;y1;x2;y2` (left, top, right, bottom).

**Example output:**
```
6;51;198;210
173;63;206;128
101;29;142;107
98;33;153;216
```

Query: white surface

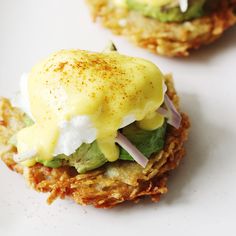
0;0;236;235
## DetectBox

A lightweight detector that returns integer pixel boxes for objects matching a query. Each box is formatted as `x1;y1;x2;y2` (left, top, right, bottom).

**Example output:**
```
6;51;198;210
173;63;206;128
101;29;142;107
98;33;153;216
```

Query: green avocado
57;142;108;174
37;158;63;168
36;142;107;172
126;0;206;22
119;121;167;161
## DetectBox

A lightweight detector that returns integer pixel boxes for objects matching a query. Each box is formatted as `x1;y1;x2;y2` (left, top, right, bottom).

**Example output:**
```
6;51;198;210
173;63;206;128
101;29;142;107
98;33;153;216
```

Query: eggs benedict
0;46;190;208
87;0;236;56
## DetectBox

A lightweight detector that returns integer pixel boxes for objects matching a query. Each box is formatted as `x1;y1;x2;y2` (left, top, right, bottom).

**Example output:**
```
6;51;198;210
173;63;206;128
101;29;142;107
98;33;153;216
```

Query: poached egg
15;49;165;166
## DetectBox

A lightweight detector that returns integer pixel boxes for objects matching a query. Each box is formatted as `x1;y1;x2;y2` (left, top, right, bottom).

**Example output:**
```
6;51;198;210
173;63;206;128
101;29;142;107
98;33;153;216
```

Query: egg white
179;0;188;12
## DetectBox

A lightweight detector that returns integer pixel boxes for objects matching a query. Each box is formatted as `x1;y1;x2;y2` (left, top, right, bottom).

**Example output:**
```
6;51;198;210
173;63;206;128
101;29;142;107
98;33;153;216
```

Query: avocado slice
57;142;108;174
37;158;63;168
126;0;206;22
119;121;167;161
36;142;107;172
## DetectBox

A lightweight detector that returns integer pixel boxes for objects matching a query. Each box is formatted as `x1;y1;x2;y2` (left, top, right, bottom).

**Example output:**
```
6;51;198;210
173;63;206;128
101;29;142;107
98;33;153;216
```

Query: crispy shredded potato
86;0;236;57
0;75;190;208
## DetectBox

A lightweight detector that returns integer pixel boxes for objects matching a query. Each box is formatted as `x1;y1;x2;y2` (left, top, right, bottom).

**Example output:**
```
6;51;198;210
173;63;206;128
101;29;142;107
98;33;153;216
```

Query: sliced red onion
157;94;182;129
115;132;149;168
157;107;169;117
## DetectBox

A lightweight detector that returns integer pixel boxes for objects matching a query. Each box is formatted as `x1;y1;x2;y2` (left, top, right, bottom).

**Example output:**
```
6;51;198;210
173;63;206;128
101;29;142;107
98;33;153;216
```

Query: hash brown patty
87;0;236;57
0;75;190;208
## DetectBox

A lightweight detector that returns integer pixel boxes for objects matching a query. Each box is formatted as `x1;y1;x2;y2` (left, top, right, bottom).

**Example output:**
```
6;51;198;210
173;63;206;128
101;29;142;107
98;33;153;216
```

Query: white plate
0;1;236;235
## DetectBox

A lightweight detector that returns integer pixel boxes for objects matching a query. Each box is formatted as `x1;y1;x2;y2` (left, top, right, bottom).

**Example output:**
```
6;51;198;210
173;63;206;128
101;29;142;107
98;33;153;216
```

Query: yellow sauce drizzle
16;50;165;164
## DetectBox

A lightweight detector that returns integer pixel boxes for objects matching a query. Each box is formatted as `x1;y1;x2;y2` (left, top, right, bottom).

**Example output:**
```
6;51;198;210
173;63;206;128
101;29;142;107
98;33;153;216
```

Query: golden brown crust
86;0;236;57
0;75;190;208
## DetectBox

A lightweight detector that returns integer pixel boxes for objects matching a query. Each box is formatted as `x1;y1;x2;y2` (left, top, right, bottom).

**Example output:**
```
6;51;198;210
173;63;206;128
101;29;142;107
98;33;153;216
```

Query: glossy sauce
16;50;165;165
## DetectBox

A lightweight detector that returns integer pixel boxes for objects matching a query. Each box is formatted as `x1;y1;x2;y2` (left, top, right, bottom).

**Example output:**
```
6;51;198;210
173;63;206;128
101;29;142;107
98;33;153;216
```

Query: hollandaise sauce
16;50;165;166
